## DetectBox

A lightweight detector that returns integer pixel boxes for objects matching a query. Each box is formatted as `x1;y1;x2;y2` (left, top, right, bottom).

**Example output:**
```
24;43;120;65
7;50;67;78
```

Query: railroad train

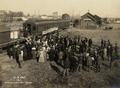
23;18;71;37
0;18;71;49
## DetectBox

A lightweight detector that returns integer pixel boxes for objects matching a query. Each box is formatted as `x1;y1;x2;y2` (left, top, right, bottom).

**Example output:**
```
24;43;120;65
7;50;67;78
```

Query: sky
0;0;120;17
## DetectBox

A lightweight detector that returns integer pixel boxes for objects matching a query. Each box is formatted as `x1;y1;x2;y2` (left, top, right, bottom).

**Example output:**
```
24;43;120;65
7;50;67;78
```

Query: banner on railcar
42;27;58;35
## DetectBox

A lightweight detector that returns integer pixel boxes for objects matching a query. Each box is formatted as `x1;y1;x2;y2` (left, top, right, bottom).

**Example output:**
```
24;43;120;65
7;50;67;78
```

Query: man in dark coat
114;43;118;58
14;45;22;68
63;49;70;77
88;38;93;47
101;39;104;48
94;50;100;72
7;46;13;59
25;42;33;60
36;50;40;63
48;46;55;61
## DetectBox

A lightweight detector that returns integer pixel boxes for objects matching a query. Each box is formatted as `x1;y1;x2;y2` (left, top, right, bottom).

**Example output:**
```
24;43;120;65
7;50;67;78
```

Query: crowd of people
7;31;119;77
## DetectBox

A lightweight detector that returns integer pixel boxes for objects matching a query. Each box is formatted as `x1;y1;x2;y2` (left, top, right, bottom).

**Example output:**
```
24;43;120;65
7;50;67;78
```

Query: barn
80;12;102;29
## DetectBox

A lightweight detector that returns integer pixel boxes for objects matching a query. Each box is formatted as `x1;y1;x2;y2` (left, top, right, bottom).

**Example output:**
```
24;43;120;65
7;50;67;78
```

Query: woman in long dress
39;46;46;62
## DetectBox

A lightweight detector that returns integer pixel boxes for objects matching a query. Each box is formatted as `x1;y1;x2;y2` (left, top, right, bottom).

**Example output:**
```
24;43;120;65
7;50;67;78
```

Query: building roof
81;12;101;23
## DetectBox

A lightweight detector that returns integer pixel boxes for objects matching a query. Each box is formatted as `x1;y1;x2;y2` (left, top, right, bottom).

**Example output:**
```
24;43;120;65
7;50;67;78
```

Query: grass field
60;28;120;46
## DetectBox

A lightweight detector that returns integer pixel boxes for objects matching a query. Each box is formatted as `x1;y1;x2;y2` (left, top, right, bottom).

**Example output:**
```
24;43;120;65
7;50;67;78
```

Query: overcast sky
0;0;120;17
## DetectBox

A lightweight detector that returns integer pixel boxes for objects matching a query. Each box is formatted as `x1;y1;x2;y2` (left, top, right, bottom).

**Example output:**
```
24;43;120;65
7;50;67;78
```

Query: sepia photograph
0;0;120;88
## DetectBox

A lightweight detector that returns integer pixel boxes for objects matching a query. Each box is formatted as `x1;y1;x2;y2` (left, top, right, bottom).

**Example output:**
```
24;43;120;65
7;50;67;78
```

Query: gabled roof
81;12;101;23
94;15;101;21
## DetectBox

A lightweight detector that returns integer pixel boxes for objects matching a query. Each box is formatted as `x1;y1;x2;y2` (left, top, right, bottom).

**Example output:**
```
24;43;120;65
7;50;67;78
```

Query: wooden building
80;12;102;29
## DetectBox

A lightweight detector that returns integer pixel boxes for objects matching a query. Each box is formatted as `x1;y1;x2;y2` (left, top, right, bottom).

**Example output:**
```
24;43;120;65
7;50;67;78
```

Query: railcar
0;19;70;49
23;19;70;37
0;24;11;49
0;23;24;50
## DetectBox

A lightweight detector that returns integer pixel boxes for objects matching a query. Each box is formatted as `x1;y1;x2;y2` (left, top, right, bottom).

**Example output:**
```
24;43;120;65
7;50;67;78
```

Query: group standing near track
6;31;119;77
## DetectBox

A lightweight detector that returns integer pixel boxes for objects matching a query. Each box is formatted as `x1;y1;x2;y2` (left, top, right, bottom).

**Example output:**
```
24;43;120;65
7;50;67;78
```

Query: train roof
24;18;70;25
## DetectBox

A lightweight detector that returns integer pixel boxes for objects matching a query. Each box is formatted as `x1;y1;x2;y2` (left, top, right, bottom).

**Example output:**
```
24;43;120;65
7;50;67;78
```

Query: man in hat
14;43;22;68
114;43;118;58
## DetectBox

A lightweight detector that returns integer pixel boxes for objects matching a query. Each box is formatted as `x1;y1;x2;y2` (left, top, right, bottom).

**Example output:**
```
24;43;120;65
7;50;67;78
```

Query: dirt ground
0;28;120;88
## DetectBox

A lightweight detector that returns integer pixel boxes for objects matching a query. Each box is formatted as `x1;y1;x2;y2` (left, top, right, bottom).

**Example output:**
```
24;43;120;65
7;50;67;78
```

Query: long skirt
39;47;46;62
